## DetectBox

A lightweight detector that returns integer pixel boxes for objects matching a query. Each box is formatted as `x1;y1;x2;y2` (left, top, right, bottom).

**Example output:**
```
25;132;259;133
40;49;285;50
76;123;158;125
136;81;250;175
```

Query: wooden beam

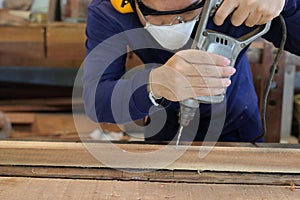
1;165;299;186
0;26;44;43
1;141;300;173
1;141;300;199
46;23;86;59
5;113;35;124
0;177;299;199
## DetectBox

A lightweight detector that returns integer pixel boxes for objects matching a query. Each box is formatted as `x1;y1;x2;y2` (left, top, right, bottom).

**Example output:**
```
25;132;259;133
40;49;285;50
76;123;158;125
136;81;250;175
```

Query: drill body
177;0;271;143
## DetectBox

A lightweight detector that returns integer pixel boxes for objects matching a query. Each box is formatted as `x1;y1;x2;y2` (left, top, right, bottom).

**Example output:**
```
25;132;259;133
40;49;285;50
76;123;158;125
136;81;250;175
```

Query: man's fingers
187;65;236;77
230;7;251;27
244;13;262;27
213;0;238;26
257;9;278;25
213;0;284;27
177;50;230;66
187;77;231;88
195;88;226;97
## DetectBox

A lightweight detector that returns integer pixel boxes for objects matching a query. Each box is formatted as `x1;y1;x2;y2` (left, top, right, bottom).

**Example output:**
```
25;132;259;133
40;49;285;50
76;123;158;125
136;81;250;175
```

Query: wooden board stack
0;141;299;199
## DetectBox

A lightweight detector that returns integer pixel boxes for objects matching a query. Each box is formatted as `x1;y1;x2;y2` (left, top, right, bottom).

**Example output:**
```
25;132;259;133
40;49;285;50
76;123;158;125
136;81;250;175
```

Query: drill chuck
179;99;199;127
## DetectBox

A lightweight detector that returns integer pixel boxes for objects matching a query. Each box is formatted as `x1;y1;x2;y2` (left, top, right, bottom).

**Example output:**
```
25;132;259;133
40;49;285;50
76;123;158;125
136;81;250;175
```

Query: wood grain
5;113;35;124
0;26;44;43
1;141;300;199
0;23;85;67
0;177;299;200
1;141;300;173
1;165;299;185
46;23;86;59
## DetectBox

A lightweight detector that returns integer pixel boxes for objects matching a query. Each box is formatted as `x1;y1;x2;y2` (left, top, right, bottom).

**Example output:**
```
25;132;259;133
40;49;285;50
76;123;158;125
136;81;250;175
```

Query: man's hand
150;50;236;102
214;0;285;27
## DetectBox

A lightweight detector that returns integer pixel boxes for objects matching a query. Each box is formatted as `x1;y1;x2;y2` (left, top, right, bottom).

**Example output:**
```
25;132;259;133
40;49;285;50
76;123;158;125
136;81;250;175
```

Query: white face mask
144;19;197;50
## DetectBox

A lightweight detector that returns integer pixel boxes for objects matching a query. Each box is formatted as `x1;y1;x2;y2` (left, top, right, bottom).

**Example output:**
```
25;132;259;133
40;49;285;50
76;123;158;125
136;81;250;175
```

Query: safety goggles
136;0;205;16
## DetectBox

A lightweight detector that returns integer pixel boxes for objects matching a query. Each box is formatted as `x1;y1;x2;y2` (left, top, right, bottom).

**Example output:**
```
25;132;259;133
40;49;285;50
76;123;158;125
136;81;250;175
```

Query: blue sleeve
263;0;300;55
82;2;155;123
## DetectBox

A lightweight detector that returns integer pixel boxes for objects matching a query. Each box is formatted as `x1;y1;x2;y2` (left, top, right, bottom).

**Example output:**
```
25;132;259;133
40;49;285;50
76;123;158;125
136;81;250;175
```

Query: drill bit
177;99;199;147
176;125;184;146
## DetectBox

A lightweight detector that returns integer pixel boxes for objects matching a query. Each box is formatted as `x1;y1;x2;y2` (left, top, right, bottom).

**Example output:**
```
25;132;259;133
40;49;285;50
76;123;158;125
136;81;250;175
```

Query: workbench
0;141;300;199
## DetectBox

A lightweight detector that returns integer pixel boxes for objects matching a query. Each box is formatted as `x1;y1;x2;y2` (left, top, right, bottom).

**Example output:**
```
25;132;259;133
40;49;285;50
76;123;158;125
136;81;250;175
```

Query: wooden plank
0;26;45;60
47;43;86;59
1;141;300;173
46;23;86;59
0;98;78;106
1;141;300;199
14;113;118;139
46;23;86;43
0;23;84;67
0;98;80;112
0;57;82;67
0;26;44;43
4;111;122;140
2;165;298;186
5;113;35;124
0;43;45;58
0;105;72;112
0;177;299;200
32;113;82;136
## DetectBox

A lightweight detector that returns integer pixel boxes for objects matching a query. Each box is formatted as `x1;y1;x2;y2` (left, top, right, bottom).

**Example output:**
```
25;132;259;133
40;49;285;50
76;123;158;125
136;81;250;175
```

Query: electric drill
176;0;271;145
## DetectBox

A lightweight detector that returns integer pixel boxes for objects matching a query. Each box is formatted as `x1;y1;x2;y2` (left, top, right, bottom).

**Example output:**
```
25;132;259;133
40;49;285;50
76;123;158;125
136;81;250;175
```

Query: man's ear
111;0;135;14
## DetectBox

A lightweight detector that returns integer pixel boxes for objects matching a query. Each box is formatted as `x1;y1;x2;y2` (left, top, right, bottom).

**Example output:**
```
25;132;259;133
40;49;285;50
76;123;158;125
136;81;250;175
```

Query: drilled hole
268;100;277;106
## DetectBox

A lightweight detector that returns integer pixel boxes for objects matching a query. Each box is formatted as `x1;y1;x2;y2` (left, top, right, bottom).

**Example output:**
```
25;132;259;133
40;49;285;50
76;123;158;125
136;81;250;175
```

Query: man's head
134;0;203;50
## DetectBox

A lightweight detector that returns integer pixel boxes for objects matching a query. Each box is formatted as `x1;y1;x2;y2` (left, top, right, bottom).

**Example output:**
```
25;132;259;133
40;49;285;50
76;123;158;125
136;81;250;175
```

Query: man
83;0;300;142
